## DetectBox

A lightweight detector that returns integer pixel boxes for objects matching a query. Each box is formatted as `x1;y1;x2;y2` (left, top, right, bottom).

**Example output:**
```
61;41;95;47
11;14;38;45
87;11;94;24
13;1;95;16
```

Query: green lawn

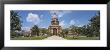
11;36;48;40
64;36;100;40
11;36;100;40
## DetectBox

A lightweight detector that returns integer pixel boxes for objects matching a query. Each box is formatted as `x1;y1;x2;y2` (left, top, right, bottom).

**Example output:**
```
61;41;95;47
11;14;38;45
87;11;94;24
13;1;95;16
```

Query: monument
48;13;62;36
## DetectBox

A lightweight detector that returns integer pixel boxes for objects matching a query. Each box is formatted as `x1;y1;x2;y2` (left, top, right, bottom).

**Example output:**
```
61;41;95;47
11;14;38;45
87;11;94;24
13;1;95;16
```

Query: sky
13;10;99;31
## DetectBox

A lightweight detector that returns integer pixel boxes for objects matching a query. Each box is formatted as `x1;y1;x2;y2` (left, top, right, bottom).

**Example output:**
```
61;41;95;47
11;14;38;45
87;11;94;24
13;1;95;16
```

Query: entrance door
53;28;57;35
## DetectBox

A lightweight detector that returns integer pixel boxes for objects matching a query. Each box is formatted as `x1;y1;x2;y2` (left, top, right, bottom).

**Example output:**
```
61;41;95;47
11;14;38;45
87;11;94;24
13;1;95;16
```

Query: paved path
44;35;66;40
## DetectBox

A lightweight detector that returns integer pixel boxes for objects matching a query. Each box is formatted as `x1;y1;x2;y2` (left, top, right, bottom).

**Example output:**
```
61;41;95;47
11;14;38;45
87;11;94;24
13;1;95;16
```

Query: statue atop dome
52;12;57;19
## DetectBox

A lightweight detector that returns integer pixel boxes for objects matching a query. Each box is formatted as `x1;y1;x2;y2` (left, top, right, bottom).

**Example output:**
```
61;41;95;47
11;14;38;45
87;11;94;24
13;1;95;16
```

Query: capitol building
48;15;62;36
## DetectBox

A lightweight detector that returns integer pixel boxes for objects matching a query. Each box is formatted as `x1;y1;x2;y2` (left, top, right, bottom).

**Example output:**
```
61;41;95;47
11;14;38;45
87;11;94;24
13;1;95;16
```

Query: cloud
59;21;65;26
69;20;85;27
58;13;64;18
26;13;40;25
58;10;72;18
77;24;84;27
59;21;67;28
50;10;72;18
69;20;75;25
21;27;30;31
40;26;47;29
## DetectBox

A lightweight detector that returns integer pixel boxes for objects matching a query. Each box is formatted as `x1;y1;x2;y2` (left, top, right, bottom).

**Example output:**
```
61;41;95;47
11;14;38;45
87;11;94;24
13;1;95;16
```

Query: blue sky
14;10;99;31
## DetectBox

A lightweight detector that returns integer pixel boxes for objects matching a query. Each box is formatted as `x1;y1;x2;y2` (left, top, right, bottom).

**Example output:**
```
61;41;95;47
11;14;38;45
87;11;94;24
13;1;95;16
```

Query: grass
11;36;48;40
11;35;100;40
64;36;100;40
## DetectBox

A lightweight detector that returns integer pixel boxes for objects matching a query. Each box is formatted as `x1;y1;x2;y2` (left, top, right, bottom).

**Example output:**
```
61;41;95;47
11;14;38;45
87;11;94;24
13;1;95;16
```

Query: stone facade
48;15;62;35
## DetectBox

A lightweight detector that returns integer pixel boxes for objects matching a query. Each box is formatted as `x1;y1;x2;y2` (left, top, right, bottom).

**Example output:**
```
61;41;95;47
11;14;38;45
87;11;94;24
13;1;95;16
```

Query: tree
41;28;48;36
70;25;78;34
82;11;100;37
10;11;22;38
69;25;79;38
10;11;22;31
76;27;82;35
88;11;100;37
31;25;39;36
61;29;66;38
81;25;88;36
63;28;69;37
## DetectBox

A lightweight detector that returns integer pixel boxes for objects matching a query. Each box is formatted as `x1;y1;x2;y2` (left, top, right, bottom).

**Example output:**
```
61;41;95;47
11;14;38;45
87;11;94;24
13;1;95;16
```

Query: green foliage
10;11;22;31
11;32;22;38
69;25;79;36
11;32;17;38
41;28;48;35
31;25;39;36
64;36;99;40
11;36;48;40
87;11;100;37
10;11;22;37
60;28;69;37
63;11;100;37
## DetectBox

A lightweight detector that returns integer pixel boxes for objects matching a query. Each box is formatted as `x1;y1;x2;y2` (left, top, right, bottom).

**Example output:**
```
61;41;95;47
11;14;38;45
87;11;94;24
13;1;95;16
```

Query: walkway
44;35;66;40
